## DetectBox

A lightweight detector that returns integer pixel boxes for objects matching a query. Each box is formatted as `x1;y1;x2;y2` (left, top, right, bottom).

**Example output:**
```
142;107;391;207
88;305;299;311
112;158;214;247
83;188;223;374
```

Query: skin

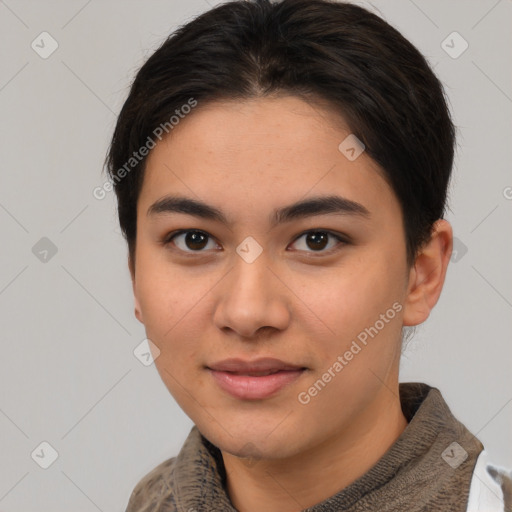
130;95;453;512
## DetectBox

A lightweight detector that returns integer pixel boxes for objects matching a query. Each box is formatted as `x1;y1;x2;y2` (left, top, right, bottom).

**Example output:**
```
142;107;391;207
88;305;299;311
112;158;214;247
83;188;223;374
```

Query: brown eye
165;230;218;252
290;230;346;254
305;232;329;251
184;231;209;250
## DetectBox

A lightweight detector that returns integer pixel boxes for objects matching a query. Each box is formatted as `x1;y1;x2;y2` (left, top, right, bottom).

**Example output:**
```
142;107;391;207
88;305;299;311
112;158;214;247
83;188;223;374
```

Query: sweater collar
172;382;483;511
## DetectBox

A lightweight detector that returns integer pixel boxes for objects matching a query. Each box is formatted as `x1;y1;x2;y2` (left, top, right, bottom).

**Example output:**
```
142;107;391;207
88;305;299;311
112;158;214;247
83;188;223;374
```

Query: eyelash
161;229;349;256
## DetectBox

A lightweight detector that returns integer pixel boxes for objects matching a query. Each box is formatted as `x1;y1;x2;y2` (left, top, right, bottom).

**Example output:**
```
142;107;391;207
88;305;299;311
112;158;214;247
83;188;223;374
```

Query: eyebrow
147;194;370;227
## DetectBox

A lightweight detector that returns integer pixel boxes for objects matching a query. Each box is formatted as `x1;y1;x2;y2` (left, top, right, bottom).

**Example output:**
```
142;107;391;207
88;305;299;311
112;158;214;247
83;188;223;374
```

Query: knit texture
125;382;484;511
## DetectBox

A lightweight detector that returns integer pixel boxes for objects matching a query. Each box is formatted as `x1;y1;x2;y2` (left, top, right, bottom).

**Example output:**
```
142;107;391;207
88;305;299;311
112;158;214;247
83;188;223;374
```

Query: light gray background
0;0;511;510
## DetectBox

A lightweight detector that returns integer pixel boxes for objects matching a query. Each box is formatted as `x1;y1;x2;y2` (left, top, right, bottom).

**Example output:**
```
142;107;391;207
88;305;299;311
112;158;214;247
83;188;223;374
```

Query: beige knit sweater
124;382;511;511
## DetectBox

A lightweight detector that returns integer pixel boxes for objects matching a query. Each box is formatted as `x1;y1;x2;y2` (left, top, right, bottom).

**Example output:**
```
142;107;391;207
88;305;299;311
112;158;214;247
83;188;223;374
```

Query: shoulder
466;450;512;512
124;456;177;512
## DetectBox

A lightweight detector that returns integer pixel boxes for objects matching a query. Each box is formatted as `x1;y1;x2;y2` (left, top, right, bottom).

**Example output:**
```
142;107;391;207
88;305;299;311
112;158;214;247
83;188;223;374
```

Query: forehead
152;95;353;165
138;95;397;222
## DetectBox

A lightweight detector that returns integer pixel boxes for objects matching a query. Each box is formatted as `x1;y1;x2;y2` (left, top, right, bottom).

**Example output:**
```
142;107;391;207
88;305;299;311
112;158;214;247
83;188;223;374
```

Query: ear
402;219;453;326
129;256;144;324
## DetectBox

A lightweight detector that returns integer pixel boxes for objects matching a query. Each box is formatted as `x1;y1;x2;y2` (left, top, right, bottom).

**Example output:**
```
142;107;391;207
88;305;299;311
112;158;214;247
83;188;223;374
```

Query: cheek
315;264;401;331
135;247;196;323
308;260;405;371
135;265;188;348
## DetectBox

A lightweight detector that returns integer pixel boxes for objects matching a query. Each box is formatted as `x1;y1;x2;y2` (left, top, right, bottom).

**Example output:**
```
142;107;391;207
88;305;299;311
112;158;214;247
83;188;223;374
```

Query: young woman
105;1;512;510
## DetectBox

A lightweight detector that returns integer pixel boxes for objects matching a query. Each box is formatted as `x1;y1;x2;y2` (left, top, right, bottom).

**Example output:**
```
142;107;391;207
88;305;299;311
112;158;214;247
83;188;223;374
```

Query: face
132;95;413;460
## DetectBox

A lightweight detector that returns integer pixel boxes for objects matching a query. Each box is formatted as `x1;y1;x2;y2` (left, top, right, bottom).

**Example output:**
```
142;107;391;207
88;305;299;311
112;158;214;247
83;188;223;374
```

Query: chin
198;418;303;461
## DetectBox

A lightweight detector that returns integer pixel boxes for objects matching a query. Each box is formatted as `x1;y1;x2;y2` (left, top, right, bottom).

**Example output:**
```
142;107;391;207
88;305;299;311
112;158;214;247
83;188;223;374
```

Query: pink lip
208;369;305;400
206;358;306;400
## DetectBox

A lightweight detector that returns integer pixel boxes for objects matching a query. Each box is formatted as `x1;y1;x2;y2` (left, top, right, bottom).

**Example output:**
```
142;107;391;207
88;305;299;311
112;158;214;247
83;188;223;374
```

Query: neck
221;385;408;512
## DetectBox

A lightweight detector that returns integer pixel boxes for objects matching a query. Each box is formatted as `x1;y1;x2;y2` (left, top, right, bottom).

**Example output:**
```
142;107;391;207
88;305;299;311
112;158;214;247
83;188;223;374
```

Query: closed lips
222;369;301;376
207;358;307;400
206;357;306;375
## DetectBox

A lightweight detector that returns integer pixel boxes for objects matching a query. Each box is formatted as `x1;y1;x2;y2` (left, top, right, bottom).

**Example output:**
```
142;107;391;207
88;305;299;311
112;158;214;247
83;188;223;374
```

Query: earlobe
402;219;453;326
134;310;143;323
129;259;144;324
134;295;143;324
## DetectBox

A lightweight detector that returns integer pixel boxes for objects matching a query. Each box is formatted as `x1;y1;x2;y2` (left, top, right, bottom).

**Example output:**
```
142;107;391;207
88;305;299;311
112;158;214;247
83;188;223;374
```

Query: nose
213;251;291;340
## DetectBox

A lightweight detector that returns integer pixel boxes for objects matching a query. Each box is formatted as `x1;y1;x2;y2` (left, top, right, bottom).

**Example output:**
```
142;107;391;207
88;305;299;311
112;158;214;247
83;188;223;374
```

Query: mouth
222;369;291;377
206;358;307;400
